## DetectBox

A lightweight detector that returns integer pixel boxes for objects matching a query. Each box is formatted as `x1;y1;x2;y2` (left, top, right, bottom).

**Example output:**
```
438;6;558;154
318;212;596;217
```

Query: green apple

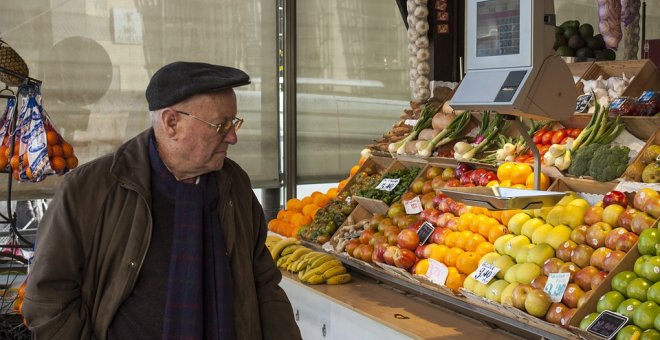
617;298;642;319
612;271;639;295
532;224;554;245
648;282;660;304
501;282;520;306
527;243;556;267
521;218;546;240
546;205;566;227
641;256;660;282
564;203;588;228
579;312;599;330
597;291;626;313
637;255;654;277
494;234;515;255
515;262;542;285
628;278;653;301
655;313;660;332
504;263;521;283
504;235;532;259
617;325;643;340
493;255;516;280
545;225;573;250
634;301;660;330
641;329;660;340
463;275;479;292
473;280;490;297
485;279;510;303
479;252;501;266
515;244;535;264
508;212;531;235
639;229;660;256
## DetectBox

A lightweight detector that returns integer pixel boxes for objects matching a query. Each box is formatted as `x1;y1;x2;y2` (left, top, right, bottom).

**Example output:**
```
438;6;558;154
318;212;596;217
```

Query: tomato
532;129;547;144
524;156;535;164
551;130;567;145
560;136;569;144
514;155;529;163
538;144;551;156
541;130;555;145
568;128;582;138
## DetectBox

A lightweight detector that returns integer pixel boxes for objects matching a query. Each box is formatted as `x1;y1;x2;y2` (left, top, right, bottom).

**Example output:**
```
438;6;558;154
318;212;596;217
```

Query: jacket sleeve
22;176;92;339
251;194;302;340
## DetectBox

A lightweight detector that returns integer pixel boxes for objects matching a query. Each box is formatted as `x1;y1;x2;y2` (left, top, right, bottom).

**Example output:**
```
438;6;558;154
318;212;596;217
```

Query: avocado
554;35;567;50
555;26;564;36
579;24;594;40
594;49;607;60
560;20;580;31
563;27;577;40
594;34;606;49
576;47;593;59
602;48;616;60
556;46;575;57
586;37;600;49
568;35;585;50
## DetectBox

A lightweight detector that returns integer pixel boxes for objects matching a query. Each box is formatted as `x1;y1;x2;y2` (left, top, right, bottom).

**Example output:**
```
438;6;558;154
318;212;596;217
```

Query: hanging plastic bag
0;96;17;170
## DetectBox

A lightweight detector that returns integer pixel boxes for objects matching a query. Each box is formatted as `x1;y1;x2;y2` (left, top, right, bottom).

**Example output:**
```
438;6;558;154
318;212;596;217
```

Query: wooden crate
583;59;660;98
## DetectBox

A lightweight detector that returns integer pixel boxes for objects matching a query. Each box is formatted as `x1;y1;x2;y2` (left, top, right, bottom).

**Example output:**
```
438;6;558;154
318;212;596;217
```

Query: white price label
470;262;499;285
403;196;423;214
426;259;449;286
404;119;418;127
544;272;571;302
375;178;401;192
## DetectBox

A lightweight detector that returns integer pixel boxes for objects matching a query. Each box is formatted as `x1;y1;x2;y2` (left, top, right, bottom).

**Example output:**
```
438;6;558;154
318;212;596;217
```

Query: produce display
623;138;660;184
554;20;615;61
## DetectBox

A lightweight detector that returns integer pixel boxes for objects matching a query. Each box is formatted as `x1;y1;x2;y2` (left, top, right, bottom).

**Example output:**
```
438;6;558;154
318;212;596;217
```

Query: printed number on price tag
403;196;423;214
470;262;499;285
587;310;629;340
544;272;571;302
426;259;449;286
376;178;401;192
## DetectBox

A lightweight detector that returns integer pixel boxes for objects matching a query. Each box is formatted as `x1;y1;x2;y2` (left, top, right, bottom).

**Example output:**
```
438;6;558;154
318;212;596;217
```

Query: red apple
545;302;570;325
444;178;461;188
558;262;580;282
405;219;424;232
369;232;388;246
397;228;420;250
437;196;454;213
352;244;364;259
392;248;417;270
562;283;585;309
542;257;565;276
345;239;360;255
359;229;375;245
454;163;472;177
560;308;577;328
431;193;448;207
452;202;469;216
584;206;604;226
410;178;426;194
436;212;455;228
445;216;459;231
571;244;595;268
634;188;660;211
420;208;440;223
460;171;473;185
383;246;398;265
590;247;613;270
590;271;608;290
602;250;626;272
605;227;629;249
603;190;628;208
531;275;549;290
617;208;639;231
631;212;656;235
575;266;600;291
359;244;374;262
556;240;578;262
615;232;639;252
372;243;389;263
429;227;450;245
431;176;446;191
422;181;434;195
415;244;427;259
577;290;593;309
479;172;498;187
586;222;613;248
570;225;589;245
645;196;660;218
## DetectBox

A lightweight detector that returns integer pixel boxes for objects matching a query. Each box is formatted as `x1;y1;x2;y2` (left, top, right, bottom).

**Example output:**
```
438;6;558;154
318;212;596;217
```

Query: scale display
476;0;520;57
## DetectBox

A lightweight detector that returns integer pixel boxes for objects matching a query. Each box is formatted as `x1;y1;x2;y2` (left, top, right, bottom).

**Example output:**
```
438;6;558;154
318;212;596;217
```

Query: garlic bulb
409;56;418;68
416;48;430;60
415;21;429;34
407;1;416;12
414;7;428;18
407;0;430;101
414;0;428;4
415;36;429;48
415;77;429;88
417;62;430;75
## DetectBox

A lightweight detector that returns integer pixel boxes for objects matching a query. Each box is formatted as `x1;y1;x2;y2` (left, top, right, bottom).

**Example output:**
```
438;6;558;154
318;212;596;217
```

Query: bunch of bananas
266;236;352;285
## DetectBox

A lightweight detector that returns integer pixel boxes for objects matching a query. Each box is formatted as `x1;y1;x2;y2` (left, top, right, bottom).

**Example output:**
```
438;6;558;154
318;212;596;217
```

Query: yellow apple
516;244;535;264
505;235;532;259
516;262;542;285
563;204;588;228
494;234;515;255
546;225;573;250
493;254;516;280
546;205;566;227
527;243;556;267
501;282;521;306
479;252;501;266
505;263;522;283
508;212;532;235
532;224;554;245
521;218;546;240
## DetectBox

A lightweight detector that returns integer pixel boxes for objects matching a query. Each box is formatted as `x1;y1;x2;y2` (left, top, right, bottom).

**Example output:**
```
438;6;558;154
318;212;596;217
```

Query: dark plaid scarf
149;136;235;340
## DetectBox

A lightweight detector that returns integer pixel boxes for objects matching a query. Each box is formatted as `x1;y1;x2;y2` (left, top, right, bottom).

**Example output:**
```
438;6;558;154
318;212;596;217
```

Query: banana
266;235;282;243
286;260;299;272
298;269;306;280
281;244;303;256
301;260;342;282
289;247;312;262
326;273;352;285
321;265;347;280
308;254;335;269
304;274;326;285
294;258;311;272
277;254;292;268
270;238;299;261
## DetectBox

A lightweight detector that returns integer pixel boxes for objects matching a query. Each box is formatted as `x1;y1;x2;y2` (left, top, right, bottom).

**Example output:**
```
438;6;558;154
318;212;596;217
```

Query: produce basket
0;39;29;86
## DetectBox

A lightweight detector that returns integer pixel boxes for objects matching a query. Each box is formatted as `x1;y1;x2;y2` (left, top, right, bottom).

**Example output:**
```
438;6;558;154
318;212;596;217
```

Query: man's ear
160;108;179;137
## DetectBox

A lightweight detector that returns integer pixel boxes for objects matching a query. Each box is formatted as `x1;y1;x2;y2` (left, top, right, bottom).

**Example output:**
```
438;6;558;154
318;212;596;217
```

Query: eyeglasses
174;110;243;137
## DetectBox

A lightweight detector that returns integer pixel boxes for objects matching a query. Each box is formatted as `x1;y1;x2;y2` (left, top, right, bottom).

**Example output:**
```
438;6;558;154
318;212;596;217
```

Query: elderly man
23;62;302;340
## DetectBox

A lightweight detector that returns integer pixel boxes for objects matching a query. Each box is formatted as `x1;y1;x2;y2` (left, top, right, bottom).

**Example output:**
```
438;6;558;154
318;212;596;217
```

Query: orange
456;251;480;275
301;196;314;205
500;210;521;226
291;213;311;227
277;210;286;220
52;145;63;157
47;145;53;158
486;180;500;187
9;155;20;170
302;204;319;218
445;271;466;292
46;130;59;145
291;226;302;239
497;162;515;181
510;163;533;185
444;247;465;267
490;211;503;224
24;166;33;180
475;242;495;257
414;259;430;275
268;219;279;231
311;191;323;198
0;155;7;169
464;234;486;252
477;215;498;237
326;187;338;199
349;165;360;177
511;184;528;189
0;146;6;158
499;179;513;188
525;172;550;190
286;198;303;212
312;194;329;207
444;232;459;248
61;142;74;158
457;213;476;232
50;156;66;171
66;156;79;169
281;210;295;222
338;179;348;190
455;230;473;250
473;214;490;234
22;154;29;166
487;224;509;243
429;244;450;263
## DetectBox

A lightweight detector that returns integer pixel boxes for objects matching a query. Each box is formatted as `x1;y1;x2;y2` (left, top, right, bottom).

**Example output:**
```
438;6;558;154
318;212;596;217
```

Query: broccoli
588;144;630;182
568;143;601;177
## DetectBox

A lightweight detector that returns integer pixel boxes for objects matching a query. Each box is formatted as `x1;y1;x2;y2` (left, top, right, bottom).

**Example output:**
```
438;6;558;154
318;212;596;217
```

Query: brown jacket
23;129;301;340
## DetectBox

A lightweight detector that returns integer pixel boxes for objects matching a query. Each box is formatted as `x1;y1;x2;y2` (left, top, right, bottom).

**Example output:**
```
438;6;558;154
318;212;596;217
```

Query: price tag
544;272;570;302
426;259;449;286
375;178;401;192
586;310;629;340
321;242;334;252
470;262;499;285
416;221;435;246
404;119;418;126
403;196;423;215
575;93;593;112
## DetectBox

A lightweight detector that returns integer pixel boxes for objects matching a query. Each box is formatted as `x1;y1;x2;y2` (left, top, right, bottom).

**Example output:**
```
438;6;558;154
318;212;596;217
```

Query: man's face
172;90;238;175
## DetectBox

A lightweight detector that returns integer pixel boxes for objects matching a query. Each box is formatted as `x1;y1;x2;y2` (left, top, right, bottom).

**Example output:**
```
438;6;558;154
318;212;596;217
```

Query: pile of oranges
268;190;336;238
493;162;550;190
45;129;78;173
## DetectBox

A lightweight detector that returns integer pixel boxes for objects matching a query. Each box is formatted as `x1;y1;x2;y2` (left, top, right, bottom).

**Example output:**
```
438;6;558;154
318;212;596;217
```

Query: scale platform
439;187;567;210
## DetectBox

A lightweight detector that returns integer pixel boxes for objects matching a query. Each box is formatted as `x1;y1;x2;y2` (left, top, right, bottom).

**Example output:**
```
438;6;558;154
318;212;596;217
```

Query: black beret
146;61;250;110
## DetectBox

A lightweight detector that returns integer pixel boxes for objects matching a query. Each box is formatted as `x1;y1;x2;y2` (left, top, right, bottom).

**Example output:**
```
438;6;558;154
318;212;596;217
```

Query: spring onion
417;111;472;157
388;104;440;154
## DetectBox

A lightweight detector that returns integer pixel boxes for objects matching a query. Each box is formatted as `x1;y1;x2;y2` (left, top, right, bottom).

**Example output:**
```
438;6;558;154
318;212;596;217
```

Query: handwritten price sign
426;259;449;286
376;178;401;192
403;196;423;214
470;262;499;285
544;272;570;303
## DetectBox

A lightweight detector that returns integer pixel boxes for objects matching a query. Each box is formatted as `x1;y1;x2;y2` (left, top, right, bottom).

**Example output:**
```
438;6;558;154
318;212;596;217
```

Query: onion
441;100;454;114
432;111;455;131
418;128;438;141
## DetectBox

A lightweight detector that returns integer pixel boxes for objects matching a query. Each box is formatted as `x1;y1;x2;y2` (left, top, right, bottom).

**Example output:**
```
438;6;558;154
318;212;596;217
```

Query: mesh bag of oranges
0;84;78;182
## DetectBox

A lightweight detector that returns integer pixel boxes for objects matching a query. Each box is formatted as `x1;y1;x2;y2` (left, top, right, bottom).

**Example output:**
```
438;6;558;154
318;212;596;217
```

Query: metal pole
283;0;297;199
